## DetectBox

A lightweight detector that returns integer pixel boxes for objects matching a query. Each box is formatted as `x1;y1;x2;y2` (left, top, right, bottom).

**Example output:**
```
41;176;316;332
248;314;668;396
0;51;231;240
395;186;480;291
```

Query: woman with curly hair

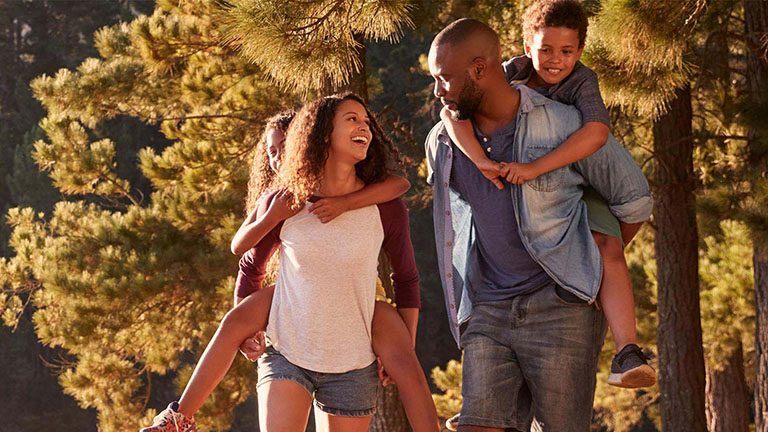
141;95;438;432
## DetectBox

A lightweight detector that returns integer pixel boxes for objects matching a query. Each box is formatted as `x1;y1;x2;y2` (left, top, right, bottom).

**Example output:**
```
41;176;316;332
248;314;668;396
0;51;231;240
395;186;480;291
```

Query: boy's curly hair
275;92;401;208
245;110;296;214
522;0;589;48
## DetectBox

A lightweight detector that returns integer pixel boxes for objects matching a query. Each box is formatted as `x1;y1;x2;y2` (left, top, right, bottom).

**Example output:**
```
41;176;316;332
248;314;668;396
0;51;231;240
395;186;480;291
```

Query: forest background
0;0;766;431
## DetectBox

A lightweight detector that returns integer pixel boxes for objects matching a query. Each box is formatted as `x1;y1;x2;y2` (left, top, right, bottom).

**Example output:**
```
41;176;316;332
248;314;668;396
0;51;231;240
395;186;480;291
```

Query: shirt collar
436;85;551;145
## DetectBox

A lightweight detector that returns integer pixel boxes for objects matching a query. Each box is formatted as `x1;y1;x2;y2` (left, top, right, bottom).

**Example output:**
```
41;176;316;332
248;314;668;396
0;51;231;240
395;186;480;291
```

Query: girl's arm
396;307;419;347
501;122;609;183
231;189;298;255
440;107;504;190
309;175;410;223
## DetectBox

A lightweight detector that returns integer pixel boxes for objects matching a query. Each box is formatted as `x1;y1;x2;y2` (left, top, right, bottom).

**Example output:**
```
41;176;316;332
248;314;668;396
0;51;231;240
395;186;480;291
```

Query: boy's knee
592;232;623;259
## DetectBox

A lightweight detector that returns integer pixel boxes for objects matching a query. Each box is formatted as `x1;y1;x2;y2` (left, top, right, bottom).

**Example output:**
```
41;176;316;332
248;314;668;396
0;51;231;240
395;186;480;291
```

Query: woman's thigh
257;380;312;432
314;407;372;432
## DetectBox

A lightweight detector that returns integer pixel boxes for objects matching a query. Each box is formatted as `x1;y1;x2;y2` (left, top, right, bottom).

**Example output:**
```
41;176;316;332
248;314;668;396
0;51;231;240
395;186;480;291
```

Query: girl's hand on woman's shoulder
309;196;348;224
267;189;303;221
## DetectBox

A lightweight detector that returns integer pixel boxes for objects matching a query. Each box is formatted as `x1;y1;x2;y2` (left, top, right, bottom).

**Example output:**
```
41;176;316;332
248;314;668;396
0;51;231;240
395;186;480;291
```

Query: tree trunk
652;84;708;432
368;385;410;432
756;247;768;430
744;1;768;429
706;342;751;432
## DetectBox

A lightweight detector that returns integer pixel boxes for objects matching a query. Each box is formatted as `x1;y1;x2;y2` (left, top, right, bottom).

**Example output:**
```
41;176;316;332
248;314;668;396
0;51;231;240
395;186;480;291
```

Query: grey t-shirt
450;114;552;302
503;55;610;126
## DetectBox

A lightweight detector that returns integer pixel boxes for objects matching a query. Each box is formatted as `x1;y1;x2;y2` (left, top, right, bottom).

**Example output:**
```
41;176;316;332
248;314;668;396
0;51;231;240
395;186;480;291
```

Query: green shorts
582;186;622;241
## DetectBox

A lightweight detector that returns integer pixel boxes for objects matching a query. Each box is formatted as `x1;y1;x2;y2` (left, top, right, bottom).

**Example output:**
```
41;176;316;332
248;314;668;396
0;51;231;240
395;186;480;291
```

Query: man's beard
452;72;483;120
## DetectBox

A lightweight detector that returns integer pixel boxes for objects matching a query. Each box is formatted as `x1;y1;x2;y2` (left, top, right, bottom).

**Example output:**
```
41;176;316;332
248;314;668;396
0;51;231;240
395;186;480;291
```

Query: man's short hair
522;0;589;48
433;18;499;49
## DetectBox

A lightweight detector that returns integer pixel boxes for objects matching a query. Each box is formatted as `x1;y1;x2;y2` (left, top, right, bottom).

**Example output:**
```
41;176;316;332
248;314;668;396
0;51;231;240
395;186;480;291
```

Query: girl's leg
371;301;440;432
593;232;636;351
314;408;372;432
258;380;313;432
176;285;275;417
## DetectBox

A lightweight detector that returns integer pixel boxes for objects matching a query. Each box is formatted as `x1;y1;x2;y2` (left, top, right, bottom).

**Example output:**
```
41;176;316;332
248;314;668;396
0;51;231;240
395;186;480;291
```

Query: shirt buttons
449;304;455;309
446;272;452;278
446;241;452;246
445;211;451;216
443;182;448;187
447;153;452;159
482;137;488;142
486;147;492;152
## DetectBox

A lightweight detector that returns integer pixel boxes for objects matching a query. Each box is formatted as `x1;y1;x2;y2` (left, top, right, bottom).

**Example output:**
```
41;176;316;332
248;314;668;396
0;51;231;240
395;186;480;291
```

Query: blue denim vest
425;85;653;347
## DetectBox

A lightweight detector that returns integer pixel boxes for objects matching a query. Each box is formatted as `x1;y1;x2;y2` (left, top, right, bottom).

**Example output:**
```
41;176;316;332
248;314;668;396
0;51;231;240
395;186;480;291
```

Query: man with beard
424;19;653;431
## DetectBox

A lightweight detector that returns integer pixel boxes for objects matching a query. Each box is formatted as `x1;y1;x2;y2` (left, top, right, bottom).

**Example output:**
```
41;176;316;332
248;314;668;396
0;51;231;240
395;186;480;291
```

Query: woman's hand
500;162;542;184
377;357;395;387
309;196;348;223
239;331;266;362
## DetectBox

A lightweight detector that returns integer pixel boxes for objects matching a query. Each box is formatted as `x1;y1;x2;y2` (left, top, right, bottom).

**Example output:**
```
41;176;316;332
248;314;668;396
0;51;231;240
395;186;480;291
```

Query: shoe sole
607;364;657;388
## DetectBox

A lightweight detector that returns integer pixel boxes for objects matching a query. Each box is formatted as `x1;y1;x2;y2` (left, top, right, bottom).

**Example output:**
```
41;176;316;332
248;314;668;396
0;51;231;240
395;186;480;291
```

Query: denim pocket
526;146;564;192
552;285;589;307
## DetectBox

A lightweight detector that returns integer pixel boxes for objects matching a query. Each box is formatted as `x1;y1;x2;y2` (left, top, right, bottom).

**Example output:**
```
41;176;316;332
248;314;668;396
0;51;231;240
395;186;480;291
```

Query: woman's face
265;127;285;173
328;99;372;165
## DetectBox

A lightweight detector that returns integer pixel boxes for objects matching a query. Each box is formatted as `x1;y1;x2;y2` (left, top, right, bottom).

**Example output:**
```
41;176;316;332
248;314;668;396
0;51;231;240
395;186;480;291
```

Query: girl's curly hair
275;92;401;208
245;110;296;214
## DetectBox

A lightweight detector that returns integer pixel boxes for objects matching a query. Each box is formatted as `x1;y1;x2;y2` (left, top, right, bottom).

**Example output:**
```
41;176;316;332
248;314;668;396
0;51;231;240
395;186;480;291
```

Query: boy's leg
593;232;636;351
371;301;440;432
177;285;275;416
514;283;607;431
258;380;313;432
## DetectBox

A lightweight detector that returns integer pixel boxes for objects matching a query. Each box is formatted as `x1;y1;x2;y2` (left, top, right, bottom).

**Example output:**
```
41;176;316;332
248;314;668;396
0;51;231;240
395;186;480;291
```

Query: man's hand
377;357;395;387
500;162;541;184
239;331;266;362
309;196;348;223
266;189;302;221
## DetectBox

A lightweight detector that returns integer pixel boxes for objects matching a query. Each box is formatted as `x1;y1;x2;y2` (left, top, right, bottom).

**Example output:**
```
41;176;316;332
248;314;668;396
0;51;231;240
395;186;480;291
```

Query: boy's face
524;26;584;86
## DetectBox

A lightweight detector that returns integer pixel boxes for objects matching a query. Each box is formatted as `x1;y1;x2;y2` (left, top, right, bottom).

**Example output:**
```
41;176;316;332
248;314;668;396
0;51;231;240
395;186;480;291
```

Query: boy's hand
440;106;472;140
476;158;505;190
239;331;266;362
309;196;348;223
500;162;541;184
376;357;395;387
267;189;302;221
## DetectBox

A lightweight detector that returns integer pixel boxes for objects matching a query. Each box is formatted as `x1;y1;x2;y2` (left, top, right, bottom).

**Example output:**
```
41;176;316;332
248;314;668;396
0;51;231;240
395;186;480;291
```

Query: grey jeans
459;283;607;431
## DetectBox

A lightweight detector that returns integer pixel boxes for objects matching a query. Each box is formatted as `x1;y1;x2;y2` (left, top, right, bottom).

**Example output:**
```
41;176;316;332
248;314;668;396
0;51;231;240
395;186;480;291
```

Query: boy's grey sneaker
607;344;657;388
140;401;197;432
445;413;460;431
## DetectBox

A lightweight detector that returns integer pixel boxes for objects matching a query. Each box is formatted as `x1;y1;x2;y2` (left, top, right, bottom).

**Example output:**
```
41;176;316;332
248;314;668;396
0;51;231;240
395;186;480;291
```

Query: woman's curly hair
245;110;296;214
275;92;401;208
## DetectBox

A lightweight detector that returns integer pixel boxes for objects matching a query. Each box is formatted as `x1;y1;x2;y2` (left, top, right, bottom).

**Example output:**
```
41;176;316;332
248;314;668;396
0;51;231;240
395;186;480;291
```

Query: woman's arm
309;175;410;223
231;190;298;255
396;307;419;347
501;122;609;184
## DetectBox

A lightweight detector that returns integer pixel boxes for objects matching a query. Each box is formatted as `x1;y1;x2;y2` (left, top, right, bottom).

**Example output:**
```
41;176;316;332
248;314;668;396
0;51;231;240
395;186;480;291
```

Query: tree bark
652;84;708;432
368;385;410;432
706;342;751;432
756;247;768;430
744;1;768;430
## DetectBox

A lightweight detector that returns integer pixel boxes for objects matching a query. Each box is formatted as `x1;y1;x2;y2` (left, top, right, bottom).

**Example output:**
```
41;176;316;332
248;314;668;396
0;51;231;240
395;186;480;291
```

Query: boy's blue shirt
425;85;653;347
503;55;611;127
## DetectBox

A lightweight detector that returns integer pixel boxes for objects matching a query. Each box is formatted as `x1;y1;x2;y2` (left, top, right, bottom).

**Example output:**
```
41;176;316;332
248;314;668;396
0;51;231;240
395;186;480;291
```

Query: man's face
428;44;484;120
524;26;584;86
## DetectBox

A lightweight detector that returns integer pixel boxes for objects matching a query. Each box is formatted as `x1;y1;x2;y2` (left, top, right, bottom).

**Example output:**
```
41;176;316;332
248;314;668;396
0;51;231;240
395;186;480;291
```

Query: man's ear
471;56;487;79
524;42;532;58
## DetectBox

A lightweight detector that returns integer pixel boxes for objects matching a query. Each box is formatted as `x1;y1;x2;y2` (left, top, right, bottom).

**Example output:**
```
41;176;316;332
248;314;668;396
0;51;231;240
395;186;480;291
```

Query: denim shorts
459;283;607;431
257;346;379;417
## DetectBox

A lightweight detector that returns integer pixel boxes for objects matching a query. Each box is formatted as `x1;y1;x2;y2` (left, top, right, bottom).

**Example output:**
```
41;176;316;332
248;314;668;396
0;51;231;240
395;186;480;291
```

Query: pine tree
0;1;298;430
